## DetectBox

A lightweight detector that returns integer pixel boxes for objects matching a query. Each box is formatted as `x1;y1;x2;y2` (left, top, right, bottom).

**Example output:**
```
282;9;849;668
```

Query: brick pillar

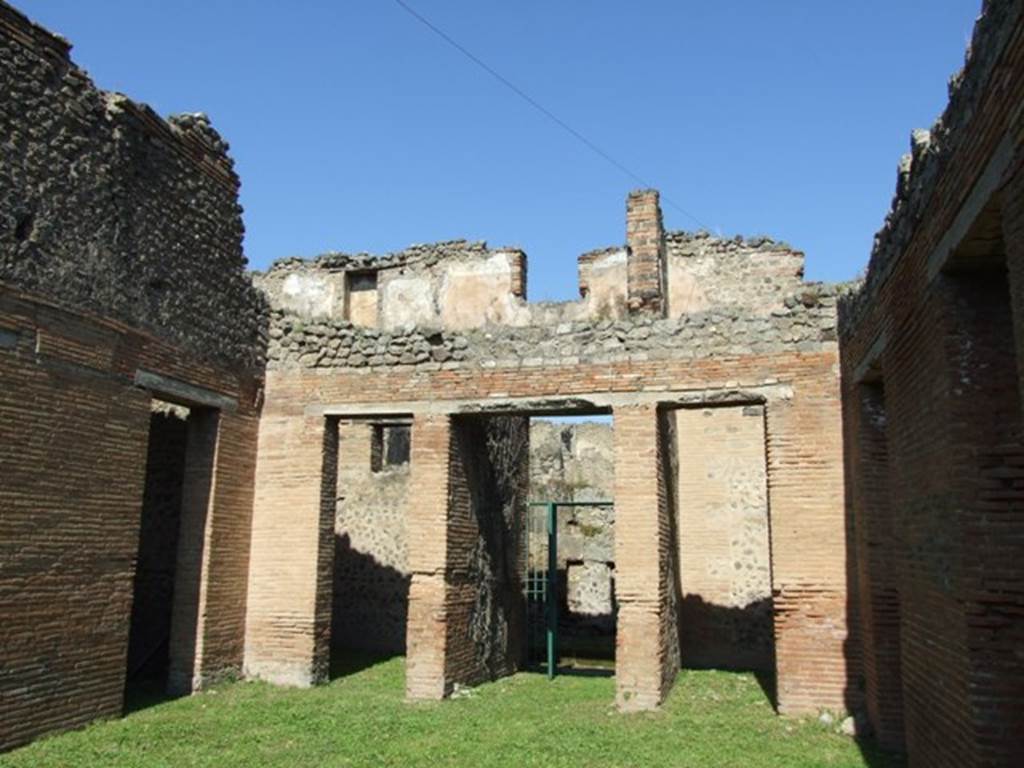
766;378;849;714
405;414;452;699
244;414;335;686
192;409;260;685
613;405;679;711
405;414;525;699
625;189;666;316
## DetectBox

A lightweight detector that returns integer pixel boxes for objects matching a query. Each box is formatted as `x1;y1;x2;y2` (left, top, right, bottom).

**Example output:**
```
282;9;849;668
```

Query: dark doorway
125;403;190;708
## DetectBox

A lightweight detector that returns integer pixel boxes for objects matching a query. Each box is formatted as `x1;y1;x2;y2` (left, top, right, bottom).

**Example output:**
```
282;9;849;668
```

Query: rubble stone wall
332;422;411;655
676;405;773;672
0;3;266;371
0;1;262;751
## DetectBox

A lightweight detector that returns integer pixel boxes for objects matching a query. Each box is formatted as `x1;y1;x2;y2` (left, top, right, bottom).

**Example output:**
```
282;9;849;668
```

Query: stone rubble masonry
0;0;265;752
529;421;615;620
676;406;773;672
840;1;1024;765
625;190;667;315
0;2;267;373
333;421;410;654
263;287;842;373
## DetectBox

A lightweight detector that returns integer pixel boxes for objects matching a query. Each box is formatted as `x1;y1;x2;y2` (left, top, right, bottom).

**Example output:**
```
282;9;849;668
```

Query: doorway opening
527;415;616;677
675;405;775;675
331;418;412;672
124;401;190;708
124;400;219;710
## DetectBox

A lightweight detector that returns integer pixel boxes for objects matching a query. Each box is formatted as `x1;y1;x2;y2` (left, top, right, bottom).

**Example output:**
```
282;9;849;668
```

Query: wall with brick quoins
248;341;849;714
839;1;1024;765
22;0;1024;761
0;0;264;752
247;113;850;714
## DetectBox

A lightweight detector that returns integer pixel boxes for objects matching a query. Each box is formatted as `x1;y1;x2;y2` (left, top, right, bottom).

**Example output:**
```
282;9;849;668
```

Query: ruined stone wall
264;279;840;372
256;185;828;354
255;241;527;332
0;2;263;750
839;2;1024;764
0;3;266;371
665;232;806;318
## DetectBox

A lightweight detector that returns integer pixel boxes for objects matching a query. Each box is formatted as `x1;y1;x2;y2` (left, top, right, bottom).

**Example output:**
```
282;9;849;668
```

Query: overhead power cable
393;0;711;231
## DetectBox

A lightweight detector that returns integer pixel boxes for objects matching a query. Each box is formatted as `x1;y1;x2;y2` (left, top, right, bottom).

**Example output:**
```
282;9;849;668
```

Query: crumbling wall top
0;0;266;371
839;0;1022;338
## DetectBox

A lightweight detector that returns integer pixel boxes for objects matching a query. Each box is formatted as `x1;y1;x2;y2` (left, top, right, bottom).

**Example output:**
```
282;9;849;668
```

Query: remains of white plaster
439;251;528;329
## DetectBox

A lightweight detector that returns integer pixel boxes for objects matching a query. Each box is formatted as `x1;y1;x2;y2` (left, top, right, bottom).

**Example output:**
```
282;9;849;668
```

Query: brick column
613;405;679;711
625;189;666;316
405;414;452;699
765;375;849;714
244;414;335;686
405;414;525;699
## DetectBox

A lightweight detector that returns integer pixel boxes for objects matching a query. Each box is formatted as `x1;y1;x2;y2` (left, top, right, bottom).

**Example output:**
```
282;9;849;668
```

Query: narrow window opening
371;424;410;473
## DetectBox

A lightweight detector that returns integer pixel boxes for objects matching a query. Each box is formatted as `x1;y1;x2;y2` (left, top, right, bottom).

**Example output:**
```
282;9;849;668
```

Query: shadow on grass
330;649;403;681
753;668;778;710
852;737;908;768
123;677;179;715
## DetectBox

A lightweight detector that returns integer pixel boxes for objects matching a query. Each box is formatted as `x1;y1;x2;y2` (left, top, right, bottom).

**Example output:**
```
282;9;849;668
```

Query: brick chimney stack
625;189;666;316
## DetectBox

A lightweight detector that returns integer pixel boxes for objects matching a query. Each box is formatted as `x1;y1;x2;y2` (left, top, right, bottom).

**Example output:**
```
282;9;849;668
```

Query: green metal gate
525;501;612;680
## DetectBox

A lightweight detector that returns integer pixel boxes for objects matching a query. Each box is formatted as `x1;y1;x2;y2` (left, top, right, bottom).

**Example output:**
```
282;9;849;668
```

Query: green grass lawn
1;657;904;768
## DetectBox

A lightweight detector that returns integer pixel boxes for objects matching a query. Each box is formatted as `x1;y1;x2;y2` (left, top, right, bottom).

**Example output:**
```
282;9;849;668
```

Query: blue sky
23;1;979;300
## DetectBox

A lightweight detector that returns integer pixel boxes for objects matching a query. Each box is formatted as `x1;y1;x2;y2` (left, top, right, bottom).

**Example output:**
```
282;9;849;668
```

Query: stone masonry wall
332;421;410;655
529;421;616;650
676;406;773;672
1;2;263;751
665;232;806;318
0;2;266;371
264;281;841;373
255;241;527;332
